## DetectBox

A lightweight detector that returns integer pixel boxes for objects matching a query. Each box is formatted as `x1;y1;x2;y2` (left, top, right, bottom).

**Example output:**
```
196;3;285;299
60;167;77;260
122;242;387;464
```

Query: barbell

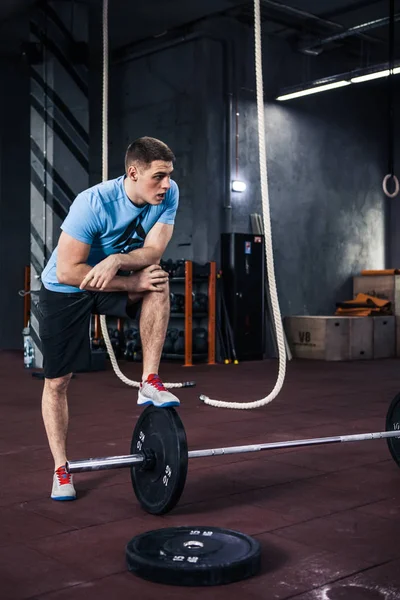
66;392;400;515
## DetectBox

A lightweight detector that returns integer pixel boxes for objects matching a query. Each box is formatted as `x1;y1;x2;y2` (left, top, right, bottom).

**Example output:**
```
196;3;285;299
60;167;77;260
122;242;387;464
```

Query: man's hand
79;255;121;290
127;265;169;293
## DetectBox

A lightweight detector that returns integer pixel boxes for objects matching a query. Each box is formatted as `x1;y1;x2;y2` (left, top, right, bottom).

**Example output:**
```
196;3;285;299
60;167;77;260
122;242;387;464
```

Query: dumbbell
161;259;176;277
125;327;135;341
193;261;210;278
174;330;185;354
124;328;141;360
91;336;102;350
193;327;208;354
193;293;208;314
164;328;179;354
170;293;184;313
107;328;124;359
173;260;185;278
124;340;135;361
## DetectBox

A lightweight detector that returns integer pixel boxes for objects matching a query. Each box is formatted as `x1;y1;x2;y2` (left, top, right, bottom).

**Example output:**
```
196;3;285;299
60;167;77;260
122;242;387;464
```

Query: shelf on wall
170;277;209;283
170;312;208;318
162;353;208;360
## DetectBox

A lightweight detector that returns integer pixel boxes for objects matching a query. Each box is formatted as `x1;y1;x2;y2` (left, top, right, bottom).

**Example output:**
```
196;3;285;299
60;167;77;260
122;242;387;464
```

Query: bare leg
137;284;170;380
42;374;72;469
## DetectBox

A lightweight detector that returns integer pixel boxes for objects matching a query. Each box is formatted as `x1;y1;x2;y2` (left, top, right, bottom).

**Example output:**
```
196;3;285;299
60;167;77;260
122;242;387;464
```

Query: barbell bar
67;429;400;472
65;394;400;515
68;454;146;471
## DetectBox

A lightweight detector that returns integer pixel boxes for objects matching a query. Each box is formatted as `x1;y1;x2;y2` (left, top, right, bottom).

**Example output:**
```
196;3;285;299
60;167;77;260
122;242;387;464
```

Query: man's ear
127;164;138;182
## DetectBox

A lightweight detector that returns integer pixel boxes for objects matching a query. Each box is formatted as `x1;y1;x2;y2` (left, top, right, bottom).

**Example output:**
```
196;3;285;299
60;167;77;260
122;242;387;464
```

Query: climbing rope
98;0;190;390
201;0;287;409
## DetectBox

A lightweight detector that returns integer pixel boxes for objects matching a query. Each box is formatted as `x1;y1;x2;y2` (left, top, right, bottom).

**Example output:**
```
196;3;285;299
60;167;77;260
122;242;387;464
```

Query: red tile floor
2;349;400;599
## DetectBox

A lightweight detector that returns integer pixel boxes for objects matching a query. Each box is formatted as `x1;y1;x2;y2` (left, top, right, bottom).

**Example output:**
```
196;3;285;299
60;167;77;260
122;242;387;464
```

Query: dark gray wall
236;85;388;316
88;6;103;186
0;8;398;349
108;16;396;319
108;38;225;264
0;56;30;349
388;84;400;267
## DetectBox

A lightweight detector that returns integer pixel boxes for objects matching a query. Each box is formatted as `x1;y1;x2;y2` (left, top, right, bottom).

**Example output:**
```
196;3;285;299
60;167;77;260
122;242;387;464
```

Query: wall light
231;180;247;192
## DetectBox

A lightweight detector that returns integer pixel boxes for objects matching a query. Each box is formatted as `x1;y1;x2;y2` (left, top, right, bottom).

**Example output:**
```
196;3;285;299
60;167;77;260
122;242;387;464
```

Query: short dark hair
125;136;175;172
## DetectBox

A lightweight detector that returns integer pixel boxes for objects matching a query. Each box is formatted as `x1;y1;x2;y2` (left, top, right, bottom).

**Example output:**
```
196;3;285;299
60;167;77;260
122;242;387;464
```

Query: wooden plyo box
373;316;395;359
284;316;373;361
396;317;400;358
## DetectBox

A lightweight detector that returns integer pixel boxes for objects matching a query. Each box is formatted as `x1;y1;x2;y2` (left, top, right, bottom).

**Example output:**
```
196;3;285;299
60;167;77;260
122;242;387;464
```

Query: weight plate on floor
130;406;188;515
126;526;261;586
386;392;400;466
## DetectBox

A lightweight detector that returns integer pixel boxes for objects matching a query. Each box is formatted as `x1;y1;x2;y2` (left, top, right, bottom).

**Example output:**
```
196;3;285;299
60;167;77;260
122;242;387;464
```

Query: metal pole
67;453;145;473
303;14;400;48
66;430;400;472
188;430;399;458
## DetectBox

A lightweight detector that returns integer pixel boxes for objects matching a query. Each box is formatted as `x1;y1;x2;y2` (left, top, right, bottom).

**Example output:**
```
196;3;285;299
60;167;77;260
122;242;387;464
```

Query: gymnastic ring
382;173;400;198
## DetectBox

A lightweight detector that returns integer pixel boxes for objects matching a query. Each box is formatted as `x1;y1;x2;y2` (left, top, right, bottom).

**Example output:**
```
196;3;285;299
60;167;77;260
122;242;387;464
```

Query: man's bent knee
135;282;170;301
151;282;170;304
44;373;73;394
157;281;170;297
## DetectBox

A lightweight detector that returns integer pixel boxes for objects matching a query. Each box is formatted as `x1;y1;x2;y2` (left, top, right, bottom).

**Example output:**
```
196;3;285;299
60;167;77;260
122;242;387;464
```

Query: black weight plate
130;406;188;515
386;392;400;466
126;526;261;586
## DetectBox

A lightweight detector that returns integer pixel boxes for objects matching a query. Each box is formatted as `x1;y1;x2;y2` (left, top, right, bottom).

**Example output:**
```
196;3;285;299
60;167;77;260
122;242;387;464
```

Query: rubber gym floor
2;350;400;600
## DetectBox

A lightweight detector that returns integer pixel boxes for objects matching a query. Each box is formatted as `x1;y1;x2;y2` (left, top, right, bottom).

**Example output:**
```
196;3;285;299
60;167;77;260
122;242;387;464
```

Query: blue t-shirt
41;175;179;292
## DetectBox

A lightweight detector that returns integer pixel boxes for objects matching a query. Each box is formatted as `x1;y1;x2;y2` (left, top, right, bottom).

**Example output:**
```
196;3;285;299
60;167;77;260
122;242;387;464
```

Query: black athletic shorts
38;286;140;379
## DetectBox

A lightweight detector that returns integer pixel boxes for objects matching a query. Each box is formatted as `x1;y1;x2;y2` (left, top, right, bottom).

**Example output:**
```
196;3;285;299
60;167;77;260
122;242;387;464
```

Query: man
38;136;180;502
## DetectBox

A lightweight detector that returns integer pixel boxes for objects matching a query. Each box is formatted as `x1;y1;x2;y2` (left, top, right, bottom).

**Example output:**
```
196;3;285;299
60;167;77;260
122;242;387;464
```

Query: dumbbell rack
91;261;216;367
166;260;216;367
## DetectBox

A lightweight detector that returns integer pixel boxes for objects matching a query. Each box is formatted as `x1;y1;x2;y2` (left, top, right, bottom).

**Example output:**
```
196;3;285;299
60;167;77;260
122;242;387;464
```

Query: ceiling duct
299;13;400;55
257;0;385;55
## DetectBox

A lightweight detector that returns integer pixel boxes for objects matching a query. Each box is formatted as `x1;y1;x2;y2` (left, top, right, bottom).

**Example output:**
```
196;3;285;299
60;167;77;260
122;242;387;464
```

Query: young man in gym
38;136;180;501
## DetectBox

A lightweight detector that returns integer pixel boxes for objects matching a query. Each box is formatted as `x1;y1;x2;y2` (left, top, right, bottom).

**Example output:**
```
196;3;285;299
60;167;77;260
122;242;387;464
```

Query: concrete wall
28;0;89;366
0;55;30;349
236;85;389;316
108;38;225;264
108;16;394;319
0;7;398;350
387;85;400;267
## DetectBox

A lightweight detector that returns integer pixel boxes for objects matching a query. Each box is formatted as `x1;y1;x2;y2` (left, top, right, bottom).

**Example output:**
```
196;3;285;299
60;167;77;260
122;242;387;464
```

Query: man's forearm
57;263;132;292
116;247;161;271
